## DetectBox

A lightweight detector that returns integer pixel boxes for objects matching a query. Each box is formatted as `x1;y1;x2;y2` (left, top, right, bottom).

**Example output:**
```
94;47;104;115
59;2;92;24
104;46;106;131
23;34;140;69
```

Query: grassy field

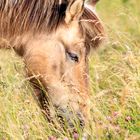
0;0;140;139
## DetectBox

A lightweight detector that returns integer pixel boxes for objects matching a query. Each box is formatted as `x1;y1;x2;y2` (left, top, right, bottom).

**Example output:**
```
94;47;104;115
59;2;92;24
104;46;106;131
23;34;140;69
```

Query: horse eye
67;52;79;62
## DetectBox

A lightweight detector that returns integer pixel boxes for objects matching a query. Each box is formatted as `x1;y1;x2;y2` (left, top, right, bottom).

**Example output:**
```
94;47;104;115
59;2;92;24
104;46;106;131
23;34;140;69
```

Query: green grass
0;0;140;139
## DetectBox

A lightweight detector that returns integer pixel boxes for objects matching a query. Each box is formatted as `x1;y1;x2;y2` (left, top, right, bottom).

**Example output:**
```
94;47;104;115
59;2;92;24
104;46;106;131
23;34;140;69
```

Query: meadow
0;0;140;139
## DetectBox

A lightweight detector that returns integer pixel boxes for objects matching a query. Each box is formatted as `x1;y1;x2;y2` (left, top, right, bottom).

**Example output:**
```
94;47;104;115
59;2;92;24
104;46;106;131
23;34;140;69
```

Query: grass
0;0;140;139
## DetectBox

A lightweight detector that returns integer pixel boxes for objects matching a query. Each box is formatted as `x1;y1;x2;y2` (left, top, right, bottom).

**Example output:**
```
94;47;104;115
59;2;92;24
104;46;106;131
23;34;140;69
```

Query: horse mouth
33;87;85;130
56;107;85;129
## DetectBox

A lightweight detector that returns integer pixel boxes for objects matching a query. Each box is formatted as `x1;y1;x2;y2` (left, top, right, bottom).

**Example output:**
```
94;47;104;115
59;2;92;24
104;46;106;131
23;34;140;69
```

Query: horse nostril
77;112;85;128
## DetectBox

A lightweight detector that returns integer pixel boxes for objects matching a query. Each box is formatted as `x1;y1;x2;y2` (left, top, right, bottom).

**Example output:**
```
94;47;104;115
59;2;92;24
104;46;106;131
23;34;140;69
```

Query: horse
0;0;105;129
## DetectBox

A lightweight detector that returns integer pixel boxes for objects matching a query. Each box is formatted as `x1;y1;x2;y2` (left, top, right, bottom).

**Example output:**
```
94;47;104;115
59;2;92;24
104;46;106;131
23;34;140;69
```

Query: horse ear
65;0;85;24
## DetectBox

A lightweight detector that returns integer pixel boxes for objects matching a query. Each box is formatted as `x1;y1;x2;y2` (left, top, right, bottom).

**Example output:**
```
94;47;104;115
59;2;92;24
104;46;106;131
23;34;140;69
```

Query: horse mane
0;0;105;49
0;0;67;35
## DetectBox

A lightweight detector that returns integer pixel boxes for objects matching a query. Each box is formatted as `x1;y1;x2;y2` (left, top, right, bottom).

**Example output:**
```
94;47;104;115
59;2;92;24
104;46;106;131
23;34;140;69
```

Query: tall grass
0;0;140;139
